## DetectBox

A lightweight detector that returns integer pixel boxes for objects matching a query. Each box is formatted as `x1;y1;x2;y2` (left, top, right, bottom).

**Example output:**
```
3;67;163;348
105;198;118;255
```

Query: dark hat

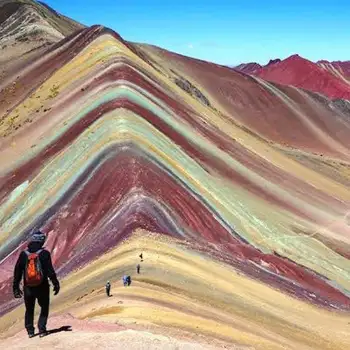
30;231;47;243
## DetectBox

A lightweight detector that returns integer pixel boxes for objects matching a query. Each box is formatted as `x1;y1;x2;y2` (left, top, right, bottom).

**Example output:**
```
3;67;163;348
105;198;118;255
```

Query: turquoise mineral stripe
1;111;276;244
0;84;341;258
0;83;340;249
1;111;349;288
9;82;337;233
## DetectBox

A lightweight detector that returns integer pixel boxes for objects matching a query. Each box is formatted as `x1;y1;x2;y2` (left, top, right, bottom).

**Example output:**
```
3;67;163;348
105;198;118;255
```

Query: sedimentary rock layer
0;22;350;350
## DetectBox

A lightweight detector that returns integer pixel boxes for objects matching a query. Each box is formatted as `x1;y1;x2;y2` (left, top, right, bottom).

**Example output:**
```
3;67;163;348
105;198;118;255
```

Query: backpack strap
24;249;43;256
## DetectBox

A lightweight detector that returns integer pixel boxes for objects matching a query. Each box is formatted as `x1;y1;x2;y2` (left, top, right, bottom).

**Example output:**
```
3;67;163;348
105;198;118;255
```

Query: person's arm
45;251;60;295
13;251;25;297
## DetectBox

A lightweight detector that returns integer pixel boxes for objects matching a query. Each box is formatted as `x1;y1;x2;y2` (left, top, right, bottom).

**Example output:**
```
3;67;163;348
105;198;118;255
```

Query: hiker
137;264;140;274
12;231;60;338
106;281;111;297
122;275;128;286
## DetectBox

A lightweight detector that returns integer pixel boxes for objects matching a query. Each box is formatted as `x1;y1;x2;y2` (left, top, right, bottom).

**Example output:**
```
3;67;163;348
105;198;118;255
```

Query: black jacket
13;242;59;291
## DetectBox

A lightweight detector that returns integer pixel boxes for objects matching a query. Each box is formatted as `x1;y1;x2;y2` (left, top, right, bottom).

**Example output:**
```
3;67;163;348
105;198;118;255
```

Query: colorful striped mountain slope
0;10;350;350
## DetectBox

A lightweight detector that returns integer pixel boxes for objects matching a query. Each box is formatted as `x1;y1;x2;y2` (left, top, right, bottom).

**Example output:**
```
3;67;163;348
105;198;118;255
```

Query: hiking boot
39;329;48;338
27;328;35;338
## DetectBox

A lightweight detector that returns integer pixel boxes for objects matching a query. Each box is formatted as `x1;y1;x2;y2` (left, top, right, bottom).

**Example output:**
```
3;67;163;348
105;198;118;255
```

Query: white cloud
187;43;194;49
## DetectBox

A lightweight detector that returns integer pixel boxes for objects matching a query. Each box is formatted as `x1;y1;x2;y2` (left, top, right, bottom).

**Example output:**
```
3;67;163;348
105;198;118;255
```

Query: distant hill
234;62;262;74
0;0;84;67
235;54;350;100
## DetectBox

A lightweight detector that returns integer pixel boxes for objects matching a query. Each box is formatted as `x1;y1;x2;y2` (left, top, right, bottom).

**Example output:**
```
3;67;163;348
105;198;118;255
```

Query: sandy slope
1;232;349;350
2;315;241;350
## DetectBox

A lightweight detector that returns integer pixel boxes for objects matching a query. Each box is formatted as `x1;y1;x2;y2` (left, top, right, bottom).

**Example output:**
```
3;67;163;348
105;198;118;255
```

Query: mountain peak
0;0;85;70
234;62;262;74
0;0;84;43
266;58;281;66
252;53;350;100
284;53;305;62
317;59;330;64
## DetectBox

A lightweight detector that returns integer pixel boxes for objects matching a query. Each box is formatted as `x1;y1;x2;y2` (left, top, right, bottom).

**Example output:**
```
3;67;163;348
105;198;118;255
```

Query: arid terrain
0;1;350;349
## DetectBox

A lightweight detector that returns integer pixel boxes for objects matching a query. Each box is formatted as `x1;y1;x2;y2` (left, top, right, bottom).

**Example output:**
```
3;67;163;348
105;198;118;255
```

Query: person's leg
24;287;36;335
37;285;50;333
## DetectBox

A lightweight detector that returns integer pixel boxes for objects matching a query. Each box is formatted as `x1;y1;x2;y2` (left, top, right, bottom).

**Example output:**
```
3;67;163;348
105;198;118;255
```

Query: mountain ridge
0;0;84;72
235;54;350;100
0;3;350;350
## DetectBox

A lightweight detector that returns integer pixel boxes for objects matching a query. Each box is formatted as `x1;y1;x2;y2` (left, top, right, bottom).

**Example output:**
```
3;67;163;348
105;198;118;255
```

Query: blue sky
43;0;350;66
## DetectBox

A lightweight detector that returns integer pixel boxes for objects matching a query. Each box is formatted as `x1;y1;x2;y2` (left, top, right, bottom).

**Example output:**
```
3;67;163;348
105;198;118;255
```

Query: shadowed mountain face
0;4;350;350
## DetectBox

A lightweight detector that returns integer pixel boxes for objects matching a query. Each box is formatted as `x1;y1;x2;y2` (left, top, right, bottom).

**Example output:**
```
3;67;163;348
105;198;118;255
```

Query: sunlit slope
0;25;349;348
1;233;350;350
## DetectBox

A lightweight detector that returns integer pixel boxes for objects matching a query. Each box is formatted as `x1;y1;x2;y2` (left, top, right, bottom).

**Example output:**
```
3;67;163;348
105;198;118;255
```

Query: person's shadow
35;325;72;337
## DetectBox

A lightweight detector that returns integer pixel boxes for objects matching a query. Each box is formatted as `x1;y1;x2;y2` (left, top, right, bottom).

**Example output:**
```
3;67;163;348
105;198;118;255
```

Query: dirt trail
1;314;247;350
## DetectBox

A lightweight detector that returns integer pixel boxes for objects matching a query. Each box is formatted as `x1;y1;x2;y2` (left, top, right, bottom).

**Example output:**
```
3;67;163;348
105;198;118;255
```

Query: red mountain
236;55;350;100
317;60;350;82
234;62;262;74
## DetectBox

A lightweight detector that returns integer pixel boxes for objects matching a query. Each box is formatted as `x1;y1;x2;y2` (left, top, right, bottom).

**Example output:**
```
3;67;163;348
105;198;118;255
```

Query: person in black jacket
13;231;60;338
105;281;111;297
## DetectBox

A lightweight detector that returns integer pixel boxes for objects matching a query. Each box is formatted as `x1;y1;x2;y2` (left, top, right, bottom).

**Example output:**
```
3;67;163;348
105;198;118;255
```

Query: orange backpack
24;249;44;286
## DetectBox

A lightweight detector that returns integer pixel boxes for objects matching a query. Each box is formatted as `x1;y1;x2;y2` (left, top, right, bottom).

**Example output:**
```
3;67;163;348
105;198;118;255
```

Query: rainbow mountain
0;2;350;349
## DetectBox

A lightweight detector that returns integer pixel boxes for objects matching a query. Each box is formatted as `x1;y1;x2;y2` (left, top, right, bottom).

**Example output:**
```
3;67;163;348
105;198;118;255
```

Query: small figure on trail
139;253;143;262
137;264;140;274
12;231;60;338
122;275;128;287
122;275;131;286
106;281;111;297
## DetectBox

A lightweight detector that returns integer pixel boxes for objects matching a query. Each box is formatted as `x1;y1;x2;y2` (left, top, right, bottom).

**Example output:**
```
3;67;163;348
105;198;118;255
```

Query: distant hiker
139;253;143;262
106;281;111;297
137;264;140;274
13;231;60;338
122;275;128;286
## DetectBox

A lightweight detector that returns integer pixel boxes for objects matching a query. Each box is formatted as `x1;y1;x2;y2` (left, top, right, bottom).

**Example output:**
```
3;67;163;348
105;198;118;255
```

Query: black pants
106;287;110;297
24;284;50;334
